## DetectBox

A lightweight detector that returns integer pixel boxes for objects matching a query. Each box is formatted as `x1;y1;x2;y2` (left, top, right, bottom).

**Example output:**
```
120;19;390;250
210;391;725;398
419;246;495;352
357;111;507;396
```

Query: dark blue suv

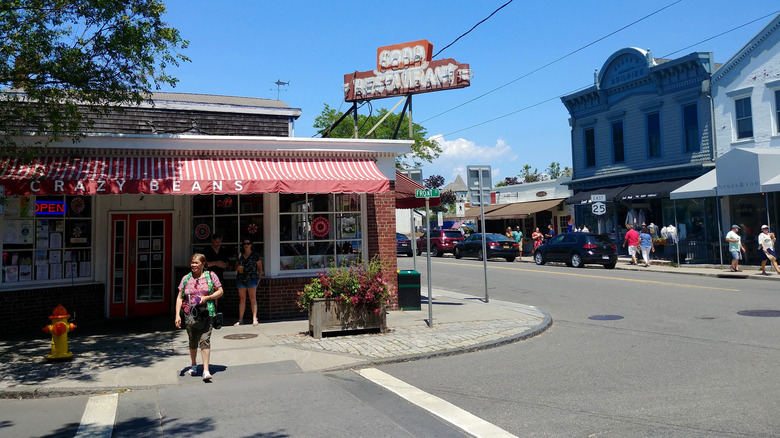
534;233;617;269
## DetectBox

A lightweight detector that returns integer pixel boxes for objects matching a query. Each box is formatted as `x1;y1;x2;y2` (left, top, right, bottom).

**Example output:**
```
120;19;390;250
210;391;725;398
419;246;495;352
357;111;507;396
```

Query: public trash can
397;270;421;310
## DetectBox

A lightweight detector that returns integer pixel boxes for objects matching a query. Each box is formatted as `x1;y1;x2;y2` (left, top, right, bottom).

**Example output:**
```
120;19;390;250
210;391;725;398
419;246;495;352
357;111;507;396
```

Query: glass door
109;213;172;317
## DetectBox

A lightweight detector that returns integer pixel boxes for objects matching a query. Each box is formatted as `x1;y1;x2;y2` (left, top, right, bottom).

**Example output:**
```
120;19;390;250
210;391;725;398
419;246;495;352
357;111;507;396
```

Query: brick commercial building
0;93;412;335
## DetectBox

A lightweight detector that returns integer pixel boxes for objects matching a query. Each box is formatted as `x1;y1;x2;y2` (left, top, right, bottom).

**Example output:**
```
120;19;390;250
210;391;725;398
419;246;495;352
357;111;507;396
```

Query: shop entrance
109;213;173;317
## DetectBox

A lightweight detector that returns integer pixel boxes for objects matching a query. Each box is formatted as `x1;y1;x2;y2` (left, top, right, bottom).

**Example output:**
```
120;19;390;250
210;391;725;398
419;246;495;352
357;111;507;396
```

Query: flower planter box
308;298;387;339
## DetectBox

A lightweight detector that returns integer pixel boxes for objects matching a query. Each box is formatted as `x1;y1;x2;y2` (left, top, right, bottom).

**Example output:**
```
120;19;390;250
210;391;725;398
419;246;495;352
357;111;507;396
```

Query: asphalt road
391;255;780;437
2;255;778;437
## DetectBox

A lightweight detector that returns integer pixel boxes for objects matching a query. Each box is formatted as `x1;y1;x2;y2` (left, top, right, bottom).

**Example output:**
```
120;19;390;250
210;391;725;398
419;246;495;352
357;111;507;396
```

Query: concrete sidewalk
0;290;550;398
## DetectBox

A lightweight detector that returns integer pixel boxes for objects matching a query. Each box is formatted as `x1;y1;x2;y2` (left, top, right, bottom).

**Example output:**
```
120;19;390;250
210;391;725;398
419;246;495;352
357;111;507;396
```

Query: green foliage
0;0;190;159
424;174;444;189
313;103;442;168
296;256;396;312
545;162;572;179
519;164;544;183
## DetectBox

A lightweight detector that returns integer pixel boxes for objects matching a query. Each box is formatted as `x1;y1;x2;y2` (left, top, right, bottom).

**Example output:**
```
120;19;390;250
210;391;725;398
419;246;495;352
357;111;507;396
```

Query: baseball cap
731;224;740;229
762;224;769;229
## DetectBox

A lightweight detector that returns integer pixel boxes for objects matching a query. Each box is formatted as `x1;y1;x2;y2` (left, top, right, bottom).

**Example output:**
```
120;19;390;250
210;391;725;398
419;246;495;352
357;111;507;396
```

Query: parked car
416;229;464;257
453;233;520;262
533;233;617;269
396;233;413;257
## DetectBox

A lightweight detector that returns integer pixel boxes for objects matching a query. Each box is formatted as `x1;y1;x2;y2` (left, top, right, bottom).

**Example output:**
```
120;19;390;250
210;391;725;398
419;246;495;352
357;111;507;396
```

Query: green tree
545;162;572;179
1;0;189;159
313;103;442;168
519;164;545;183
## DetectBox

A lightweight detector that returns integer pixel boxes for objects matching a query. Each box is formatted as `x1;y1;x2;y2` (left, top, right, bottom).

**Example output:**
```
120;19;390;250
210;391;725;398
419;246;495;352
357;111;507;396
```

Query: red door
109;213;172;317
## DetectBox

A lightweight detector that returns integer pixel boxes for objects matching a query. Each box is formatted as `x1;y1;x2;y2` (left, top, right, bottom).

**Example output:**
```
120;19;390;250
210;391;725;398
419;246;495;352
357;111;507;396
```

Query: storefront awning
762;172;780;193
714;147;780;196
485;199;564;219
564;185;629;205
670;169;717;199
0;155;390;195
618;179;693;201
459;204;511;220
395;171;441;209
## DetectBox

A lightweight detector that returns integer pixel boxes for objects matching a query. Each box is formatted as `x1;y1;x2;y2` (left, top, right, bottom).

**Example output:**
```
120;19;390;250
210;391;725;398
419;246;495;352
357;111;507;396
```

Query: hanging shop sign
343;39;471;102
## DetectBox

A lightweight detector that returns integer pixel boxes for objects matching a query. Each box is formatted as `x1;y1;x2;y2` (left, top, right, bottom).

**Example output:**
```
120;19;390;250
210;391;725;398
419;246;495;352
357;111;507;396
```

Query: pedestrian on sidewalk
757;225;780;275
532;227;544;250
175;253;224;382
545;224;556;243
639;226;654;267
623;224;640;265
512;226;523;261
725;224;746;272
235;238;263;325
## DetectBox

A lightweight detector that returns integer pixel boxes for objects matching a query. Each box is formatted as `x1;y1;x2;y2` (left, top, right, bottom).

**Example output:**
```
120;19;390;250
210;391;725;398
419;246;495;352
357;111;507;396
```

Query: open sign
35;201;66;215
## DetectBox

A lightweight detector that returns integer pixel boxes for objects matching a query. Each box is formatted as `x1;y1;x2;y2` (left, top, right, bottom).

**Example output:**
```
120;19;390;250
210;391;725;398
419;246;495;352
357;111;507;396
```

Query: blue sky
158;0;780;186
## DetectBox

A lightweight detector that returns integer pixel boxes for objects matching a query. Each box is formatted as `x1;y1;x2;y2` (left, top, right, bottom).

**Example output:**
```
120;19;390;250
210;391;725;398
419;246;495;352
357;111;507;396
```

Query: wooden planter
308;298;387;339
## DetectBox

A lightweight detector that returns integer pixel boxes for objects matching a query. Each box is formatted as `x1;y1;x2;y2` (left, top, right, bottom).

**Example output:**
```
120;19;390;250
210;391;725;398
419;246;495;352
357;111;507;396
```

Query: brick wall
367;191;399;303
3;283;105;337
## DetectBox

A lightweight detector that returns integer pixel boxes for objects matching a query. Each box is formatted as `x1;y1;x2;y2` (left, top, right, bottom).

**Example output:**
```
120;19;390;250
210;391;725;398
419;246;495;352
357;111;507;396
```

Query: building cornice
712;13;780;86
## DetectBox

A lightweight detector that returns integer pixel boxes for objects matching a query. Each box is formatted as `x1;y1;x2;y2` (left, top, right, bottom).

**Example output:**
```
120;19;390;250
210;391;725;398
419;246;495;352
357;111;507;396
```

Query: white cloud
422;135;518;184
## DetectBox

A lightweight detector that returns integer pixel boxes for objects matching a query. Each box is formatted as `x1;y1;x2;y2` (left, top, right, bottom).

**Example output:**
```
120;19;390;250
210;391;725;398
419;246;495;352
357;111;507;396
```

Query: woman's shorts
186;317;212;349
236;278;259;289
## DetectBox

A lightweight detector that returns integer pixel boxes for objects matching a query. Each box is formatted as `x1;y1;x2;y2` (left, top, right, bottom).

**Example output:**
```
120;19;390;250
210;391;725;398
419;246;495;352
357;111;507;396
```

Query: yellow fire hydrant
42;304;76;360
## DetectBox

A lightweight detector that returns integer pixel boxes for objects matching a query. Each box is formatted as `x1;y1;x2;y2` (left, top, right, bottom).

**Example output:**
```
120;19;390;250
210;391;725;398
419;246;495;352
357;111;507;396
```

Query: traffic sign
592;202;607;215
415;188;440;198
590;194;606;202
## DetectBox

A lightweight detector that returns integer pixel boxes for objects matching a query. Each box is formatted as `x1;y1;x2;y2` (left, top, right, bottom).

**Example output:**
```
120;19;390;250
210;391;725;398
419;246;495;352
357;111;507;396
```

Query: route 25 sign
591;202;607;215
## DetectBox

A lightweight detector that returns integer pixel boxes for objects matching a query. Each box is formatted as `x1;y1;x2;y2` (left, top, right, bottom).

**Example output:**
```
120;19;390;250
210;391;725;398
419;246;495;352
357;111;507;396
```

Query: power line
438;9;779;138
660;9;780;58
432;0;515;59
421;0;682;124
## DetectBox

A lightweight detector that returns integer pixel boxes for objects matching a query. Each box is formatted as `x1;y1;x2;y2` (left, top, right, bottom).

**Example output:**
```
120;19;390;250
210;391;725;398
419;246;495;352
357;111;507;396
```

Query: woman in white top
758;225;780;275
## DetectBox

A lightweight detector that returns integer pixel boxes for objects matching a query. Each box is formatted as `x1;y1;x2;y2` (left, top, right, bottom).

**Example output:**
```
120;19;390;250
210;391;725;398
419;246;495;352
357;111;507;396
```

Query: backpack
182;271;216;316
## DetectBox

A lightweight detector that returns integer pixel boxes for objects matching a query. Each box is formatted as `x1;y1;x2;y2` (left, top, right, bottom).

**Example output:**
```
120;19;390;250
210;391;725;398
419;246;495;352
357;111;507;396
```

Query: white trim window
1;195;93;284
735;96;753;139
278;193;364;271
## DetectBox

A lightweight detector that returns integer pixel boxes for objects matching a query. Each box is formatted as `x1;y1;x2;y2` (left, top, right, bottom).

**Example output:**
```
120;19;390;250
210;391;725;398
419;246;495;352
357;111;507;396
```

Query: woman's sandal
233;321;242;326
252;319;259;326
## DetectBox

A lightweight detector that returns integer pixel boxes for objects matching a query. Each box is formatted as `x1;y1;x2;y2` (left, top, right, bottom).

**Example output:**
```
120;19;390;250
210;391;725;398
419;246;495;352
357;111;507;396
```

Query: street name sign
415;188;440;198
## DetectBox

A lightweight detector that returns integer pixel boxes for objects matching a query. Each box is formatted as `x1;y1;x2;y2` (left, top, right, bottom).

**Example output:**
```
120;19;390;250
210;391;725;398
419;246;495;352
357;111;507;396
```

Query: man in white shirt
725;224;745;272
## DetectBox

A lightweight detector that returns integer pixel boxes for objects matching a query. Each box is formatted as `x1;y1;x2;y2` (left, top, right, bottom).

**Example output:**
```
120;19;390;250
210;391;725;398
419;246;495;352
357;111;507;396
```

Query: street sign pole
410;210;417;271
425;197;433;327
414;188;440;328
479;176;489;303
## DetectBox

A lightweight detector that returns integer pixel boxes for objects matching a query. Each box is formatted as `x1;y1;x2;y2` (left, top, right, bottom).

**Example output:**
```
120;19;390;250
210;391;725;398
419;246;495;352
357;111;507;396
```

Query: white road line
75;393;118;438
357;368;517;438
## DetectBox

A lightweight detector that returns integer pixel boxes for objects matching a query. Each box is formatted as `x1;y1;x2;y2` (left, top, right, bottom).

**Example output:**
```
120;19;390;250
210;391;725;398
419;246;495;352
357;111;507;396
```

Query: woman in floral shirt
175;253;223;381
235;238;263;326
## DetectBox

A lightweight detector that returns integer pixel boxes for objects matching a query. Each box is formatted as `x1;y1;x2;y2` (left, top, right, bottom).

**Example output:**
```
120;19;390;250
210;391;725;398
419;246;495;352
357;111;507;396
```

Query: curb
318;307;554;373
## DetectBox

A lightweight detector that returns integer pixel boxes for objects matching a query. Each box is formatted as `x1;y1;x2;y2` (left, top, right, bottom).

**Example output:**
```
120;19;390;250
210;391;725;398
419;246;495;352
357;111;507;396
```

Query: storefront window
191;194;264;264
279;193;363;271
1;195;93;283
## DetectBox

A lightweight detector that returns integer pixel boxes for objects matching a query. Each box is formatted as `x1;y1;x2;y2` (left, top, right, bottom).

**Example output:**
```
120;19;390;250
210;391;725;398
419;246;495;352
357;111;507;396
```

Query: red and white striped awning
0;156;390;195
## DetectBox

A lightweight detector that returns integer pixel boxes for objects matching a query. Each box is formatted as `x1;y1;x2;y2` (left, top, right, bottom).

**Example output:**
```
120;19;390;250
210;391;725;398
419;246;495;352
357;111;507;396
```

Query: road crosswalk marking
357;367;518;438
75;393;118;438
